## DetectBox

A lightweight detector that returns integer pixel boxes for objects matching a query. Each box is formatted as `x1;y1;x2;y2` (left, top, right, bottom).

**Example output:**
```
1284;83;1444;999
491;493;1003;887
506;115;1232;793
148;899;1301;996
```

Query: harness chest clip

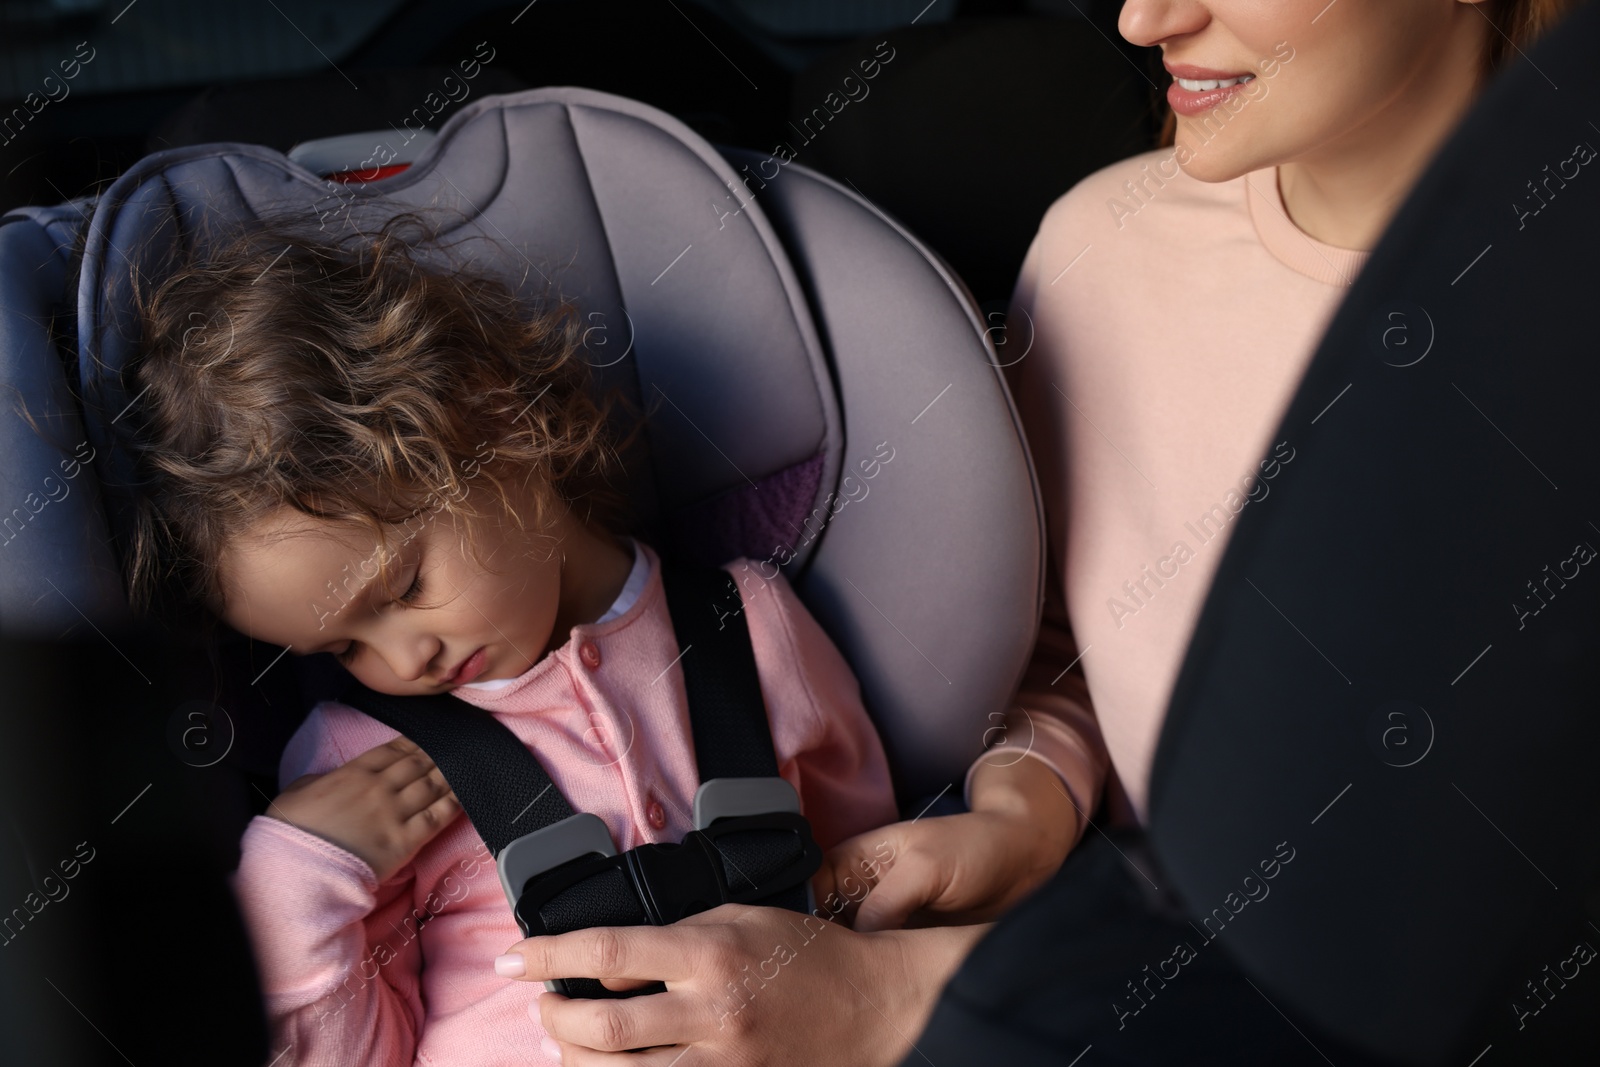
495;777;821;996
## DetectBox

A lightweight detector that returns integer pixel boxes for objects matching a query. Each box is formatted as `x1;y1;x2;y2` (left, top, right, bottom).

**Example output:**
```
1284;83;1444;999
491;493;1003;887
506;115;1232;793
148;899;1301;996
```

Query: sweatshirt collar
1245;166;1371;288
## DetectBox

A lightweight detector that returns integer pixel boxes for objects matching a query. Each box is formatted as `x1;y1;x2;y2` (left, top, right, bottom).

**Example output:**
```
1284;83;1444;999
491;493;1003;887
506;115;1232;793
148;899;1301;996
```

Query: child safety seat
0;86;1045;998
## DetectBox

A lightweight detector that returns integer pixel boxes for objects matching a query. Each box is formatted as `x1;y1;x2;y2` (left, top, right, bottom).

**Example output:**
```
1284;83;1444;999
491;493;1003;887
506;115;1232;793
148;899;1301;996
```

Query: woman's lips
1164;63;1260;117
1164;65;1258;118
446;646;489;686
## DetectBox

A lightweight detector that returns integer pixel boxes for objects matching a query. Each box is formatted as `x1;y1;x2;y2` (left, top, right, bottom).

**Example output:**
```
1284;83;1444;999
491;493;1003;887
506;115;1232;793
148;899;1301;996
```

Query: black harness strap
653;563;808;915
656;560;779;781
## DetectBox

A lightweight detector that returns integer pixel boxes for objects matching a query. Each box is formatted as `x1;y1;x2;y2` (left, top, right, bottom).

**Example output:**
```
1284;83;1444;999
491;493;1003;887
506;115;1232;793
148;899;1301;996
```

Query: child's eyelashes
396;567;425;606
327;563;425;665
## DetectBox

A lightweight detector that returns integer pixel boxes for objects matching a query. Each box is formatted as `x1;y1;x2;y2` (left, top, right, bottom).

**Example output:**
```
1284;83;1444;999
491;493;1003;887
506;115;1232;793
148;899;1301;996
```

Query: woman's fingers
814;828;900;927
829;820;978;933
510;904;960;1066
550;1036;689;1067
537;985;713;1054
853;847;941;933
506;922;702;987
503;932;716;1059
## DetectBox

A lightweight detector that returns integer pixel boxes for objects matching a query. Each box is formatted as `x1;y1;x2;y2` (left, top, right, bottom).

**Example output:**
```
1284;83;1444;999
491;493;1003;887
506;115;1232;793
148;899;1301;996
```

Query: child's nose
374;632;441;685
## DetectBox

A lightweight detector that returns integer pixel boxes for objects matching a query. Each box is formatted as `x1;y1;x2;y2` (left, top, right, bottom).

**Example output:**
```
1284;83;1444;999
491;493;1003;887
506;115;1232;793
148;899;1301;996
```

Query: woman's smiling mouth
1165;63;1259;116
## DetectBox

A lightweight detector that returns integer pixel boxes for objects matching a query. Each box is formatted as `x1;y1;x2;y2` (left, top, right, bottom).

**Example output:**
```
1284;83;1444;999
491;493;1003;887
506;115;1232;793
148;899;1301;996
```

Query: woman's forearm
970;754;1081;871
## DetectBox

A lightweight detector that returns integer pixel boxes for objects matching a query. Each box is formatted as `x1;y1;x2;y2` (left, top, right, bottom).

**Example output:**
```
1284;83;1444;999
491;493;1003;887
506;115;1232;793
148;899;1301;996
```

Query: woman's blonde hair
1157;0;1578;146
121;218;632;622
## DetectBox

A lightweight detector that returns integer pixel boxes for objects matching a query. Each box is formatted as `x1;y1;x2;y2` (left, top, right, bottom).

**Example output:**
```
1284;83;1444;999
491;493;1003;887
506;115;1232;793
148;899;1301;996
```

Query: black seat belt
337;560;820;999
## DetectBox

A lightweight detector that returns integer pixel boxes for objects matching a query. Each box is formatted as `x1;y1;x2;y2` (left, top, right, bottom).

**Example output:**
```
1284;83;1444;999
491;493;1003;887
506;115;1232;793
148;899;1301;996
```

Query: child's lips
445;646;489;685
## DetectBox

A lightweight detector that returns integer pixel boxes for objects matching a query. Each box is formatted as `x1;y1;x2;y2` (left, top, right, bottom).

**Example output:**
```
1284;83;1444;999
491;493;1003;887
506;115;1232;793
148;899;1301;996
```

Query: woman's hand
264;736;462;882
815;756;1081;932
495;904;989;1066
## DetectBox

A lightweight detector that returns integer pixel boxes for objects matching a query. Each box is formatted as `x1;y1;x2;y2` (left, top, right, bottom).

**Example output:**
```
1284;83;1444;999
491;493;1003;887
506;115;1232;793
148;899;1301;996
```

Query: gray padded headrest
77;87;842;567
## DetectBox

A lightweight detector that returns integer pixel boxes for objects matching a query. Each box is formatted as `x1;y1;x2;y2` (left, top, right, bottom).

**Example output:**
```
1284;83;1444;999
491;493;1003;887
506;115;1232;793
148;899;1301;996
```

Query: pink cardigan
230;541;899;1066
1001;149;1372;820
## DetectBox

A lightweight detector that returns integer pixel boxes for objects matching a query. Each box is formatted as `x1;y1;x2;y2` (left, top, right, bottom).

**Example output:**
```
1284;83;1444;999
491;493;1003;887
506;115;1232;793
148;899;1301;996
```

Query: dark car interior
2;0;1158;312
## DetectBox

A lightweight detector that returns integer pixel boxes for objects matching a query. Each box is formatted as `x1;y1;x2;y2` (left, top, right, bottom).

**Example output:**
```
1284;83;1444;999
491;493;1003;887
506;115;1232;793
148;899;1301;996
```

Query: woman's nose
1118;0;1211;49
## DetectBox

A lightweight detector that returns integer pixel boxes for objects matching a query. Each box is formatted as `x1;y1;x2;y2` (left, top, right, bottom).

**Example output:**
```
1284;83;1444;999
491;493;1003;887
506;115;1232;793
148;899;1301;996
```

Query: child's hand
264;736;463;883
811;757;1079;932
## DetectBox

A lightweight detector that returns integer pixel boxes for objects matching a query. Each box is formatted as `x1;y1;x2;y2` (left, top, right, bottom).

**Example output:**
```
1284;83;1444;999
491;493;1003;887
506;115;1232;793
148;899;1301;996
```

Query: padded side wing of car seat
0;207;129;638
732;149;1046;798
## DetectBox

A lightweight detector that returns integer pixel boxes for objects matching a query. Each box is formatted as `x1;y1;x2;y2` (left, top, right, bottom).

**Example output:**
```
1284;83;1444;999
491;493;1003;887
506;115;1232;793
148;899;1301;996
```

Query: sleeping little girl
120;220;1080;1066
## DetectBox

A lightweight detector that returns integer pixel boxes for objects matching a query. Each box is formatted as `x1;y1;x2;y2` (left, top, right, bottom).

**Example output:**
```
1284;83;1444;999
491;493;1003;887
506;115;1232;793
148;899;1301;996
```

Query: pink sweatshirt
997;149;1372;821
230;539;899;1066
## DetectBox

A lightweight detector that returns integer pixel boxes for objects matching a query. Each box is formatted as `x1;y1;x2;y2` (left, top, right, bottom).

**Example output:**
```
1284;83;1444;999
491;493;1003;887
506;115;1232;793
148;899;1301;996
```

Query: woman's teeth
1176;74;1255;91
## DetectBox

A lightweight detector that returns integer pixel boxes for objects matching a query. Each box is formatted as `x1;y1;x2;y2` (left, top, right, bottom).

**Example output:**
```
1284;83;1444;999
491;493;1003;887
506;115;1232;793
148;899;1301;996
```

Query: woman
495;1;1576;1062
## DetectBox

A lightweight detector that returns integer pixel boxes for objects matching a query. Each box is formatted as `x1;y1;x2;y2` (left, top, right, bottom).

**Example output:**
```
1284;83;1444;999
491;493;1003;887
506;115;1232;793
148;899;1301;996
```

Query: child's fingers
393;767;456;820
389;788;462;859
349;735;427;774
382;751;442;791
410;789;462;836
350;742;444;793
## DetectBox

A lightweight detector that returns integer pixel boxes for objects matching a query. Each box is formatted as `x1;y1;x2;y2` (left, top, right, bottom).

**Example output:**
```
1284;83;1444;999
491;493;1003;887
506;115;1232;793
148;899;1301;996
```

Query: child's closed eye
332;572;425;662
330;564;425;664
396;567;425;606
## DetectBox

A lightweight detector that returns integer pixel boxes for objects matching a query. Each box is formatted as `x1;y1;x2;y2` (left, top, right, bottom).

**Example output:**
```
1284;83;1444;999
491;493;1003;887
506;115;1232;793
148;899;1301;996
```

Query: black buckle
494;779;821;999
513;811;819;935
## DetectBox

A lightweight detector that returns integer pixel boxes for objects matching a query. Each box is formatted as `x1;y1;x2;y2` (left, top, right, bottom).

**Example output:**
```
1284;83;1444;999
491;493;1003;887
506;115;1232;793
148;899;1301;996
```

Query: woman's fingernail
540;1035;563;1062
494;953;526;977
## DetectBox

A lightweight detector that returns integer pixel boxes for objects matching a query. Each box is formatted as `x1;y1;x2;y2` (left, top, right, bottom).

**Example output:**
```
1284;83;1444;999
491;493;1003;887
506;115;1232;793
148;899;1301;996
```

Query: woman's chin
1169;139;1266;185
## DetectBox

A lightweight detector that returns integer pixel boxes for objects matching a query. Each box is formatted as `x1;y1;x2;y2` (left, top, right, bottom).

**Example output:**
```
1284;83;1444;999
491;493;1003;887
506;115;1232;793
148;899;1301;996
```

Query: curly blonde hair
122;218;631;622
